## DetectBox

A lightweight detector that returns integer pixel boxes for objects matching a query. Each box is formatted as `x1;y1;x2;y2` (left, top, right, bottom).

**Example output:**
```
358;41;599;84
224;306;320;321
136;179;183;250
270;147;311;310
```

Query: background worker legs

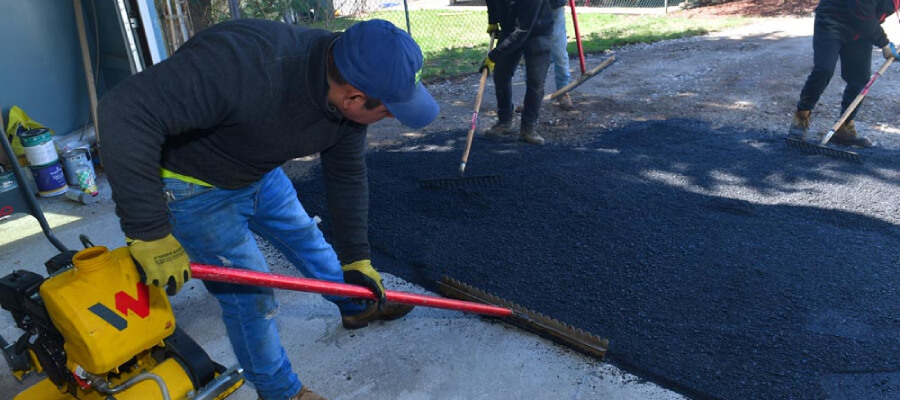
793;17;873;146
837;41;872;123
830;38;875;147
492;35;552;145
796;21;844;114
549;5;574;110
521;35;554;144
492;44;524;130
792;21;841;140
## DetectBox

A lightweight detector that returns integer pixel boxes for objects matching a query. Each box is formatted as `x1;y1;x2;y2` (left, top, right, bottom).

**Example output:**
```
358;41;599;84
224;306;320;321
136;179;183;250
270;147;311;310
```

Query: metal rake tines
418;174;502;189
438;276;609;359
784;138;861;163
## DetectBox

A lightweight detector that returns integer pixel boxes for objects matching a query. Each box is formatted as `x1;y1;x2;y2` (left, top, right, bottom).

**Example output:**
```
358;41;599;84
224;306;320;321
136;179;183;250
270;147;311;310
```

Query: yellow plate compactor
1;245;244;399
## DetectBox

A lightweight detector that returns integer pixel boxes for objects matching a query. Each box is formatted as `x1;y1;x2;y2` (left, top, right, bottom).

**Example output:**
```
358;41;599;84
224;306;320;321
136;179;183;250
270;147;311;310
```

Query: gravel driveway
291;10;900;400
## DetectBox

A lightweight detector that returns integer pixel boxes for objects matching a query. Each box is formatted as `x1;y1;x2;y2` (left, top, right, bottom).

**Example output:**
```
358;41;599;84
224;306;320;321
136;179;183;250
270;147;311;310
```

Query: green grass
305;10;746;80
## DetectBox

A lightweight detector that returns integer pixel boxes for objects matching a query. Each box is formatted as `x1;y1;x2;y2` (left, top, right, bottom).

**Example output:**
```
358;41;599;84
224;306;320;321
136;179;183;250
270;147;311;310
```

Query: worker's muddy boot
788;110;810;140
485;121;516;136
557;94;575;111
829;120;873;148
341;302;415;330
520;126;545;145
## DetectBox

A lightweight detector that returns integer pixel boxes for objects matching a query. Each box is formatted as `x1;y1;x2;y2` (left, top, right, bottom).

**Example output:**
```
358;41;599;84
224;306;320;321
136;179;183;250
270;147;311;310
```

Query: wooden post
73;0;100;149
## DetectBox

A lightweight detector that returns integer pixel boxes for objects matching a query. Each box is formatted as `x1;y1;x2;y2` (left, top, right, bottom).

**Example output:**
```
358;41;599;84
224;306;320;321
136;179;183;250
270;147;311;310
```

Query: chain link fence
159;0;697;78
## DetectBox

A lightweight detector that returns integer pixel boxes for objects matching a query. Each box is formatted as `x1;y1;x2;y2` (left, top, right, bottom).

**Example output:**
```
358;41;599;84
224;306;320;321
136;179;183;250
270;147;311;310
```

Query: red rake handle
190;263;512;317
569;0;586;75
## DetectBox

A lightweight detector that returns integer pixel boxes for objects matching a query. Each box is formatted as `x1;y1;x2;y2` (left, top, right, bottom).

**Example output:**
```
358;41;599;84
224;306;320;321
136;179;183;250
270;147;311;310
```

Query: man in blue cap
98;19;438;400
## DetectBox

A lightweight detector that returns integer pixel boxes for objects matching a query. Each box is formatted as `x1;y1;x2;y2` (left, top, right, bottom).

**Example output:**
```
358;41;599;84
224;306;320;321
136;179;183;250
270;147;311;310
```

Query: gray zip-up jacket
99;19;371;264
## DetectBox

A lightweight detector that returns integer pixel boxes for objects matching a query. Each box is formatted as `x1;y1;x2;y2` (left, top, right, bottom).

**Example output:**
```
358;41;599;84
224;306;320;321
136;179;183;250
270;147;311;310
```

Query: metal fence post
403;0;411;34
228;0;241;19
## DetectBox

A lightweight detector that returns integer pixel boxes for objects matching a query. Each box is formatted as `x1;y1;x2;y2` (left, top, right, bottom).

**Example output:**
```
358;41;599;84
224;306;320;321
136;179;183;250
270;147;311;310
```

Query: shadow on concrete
292;118;900;400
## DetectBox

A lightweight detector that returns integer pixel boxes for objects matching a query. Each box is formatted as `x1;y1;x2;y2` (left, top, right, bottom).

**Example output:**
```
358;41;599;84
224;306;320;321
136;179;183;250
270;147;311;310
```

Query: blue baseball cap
332;19;439;129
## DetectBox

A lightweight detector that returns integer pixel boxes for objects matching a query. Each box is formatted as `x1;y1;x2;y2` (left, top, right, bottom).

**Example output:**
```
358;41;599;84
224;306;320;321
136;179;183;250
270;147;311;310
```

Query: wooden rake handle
821;57;893;145
460;33;497;176
544;55;616;101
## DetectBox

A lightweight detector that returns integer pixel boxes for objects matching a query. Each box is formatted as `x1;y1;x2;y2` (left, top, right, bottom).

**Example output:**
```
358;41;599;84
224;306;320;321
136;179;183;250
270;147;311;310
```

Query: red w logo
89;283;150;331
116;283;150;318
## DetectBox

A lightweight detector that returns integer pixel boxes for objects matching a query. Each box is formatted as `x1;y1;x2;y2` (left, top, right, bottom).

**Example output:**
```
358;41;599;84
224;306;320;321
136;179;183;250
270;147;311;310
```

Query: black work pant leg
493;47;525;124
839;40;873;121
521;35;553;129
797;19;843;112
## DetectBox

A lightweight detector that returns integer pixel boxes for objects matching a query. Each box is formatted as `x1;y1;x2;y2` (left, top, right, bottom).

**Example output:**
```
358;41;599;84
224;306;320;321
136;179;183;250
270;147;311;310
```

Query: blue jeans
797;15;872;121
550;6;571;90
163;168;366;400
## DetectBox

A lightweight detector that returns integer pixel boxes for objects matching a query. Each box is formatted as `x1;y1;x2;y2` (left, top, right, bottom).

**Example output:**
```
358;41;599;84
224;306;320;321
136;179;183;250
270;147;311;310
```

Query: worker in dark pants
789;0;899;147
482;0;554;145
99;19;438;400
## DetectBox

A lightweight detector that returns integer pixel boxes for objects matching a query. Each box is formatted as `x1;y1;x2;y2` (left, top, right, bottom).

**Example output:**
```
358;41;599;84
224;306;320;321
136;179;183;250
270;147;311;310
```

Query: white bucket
19;128;59;167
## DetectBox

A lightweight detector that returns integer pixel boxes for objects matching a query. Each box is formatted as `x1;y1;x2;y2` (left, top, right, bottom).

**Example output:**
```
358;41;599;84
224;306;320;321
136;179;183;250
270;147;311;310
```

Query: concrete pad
0;176;685;400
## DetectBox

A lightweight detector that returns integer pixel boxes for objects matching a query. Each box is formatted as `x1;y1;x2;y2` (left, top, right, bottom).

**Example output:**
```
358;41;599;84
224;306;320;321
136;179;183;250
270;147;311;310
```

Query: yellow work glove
479;56;495;74
486;23;499;35
127;233;191;296
342;259;386;304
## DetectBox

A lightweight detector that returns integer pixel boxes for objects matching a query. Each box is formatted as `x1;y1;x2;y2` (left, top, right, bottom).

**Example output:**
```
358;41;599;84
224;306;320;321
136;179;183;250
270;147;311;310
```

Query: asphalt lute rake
419;34;502;190
784;57;894;163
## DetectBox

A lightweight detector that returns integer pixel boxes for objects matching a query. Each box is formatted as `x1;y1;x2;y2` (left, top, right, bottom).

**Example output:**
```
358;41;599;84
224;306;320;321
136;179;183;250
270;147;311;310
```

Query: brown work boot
258;386;329;400
520;126;545;145
293;387;328;400
829;120;873;148
557;94;575;111
485;121;515;136
341;302;414;330
788;110;810;140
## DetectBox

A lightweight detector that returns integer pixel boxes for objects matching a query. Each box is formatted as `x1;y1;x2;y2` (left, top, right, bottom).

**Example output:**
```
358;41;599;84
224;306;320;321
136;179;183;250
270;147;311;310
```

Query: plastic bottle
65;188;99;204
76;163;98;195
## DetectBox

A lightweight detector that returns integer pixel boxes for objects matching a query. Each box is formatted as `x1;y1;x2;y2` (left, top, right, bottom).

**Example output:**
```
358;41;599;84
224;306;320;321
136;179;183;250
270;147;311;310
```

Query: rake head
418;174;502;189
784;138;861;163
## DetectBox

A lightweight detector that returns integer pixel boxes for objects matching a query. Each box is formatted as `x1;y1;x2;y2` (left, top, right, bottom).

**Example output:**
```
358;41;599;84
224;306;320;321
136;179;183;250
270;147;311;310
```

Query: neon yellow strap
160;168;214;187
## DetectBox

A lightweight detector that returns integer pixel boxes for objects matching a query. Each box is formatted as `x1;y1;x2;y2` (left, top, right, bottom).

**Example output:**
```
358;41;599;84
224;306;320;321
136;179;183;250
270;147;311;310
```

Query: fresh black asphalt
293;119;900;400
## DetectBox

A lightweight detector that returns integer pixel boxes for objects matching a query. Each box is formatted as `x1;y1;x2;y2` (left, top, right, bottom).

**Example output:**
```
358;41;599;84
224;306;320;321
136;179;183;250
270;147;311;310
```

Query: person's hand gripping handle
128;233;192;296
